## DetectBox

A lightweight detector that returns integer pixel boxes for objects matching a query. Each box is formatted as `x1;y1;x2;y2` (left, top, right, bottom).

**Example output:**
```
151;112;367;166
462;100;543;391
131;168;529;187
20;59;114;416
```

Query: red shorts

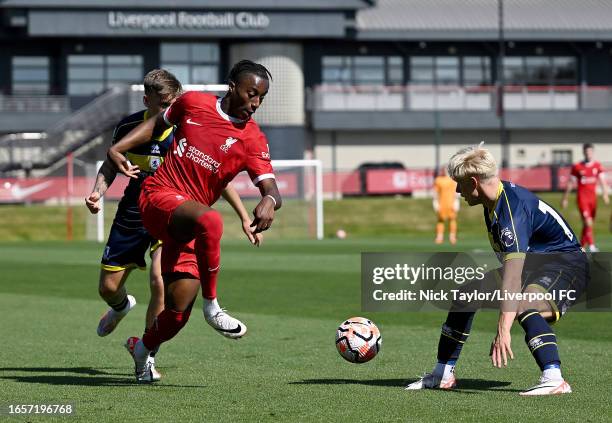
139;180;199;279
577;195;597;219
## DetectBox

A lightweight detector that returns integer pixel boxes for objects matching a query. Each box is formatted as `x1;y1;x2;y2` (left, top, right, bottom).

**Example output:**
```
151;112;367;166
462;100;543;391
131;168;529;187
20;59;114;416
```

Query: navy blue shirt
484;181;581;260
111;110;174;228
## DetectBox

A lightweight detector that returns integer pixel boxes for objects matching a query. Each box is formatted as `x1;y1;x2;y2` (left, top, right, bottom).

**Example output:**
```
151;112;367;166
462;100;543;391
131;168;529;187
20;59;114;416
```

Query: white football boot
519;377;572;396
125;337;157;383
125;337;161;381
405;372;457;390
97;295;136;337
204;308;247;339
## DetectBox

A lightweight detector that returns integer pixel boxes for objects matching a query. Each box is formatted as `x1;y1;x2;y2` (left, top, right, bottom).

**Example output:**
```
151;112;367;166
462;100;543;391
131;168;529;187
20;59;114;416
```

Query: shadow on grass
290;378;519;393
0;366;205;388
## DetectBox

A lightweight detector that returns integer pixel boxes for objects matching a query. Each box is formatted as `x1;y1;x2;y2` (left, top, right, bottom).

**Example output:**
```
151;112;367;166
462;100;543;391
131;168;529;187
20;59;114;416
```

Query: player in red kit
562;143;609;252
108;60;281;382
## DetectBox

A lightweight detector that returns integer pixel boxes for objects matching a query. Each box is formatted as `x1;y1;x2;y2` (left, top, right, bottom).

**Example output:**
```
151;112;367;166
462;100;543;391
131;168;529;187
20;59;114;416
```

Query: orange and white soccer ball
335;317;381;363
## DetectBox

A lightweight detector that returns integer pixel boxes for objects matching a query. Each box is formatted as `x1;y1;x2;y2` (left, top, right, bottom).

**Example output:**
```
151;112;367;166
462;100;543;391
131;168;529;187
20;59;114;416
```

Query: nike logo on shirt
186;118;202;126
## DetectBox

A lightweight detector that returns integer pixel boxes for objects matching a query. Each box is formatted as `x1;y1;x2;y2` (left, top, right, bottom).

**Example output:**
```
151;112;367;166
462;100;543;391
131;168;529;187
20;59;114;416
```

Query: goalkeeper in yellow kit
433;167;460;244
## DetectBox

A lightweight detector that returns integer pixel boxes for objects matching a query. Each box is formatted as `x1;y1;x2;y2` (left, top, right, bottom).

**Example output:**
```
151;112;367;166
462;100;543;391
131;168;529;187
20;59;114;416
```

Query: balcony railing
0;95;70;113
307;84;612;112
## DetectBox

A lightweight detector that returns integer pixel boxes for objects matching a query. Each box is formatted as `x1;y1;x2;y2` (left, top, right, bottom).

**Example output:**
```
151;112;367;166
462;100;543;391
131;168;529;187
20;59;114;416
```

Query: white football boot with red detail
405;371;457;390
519;377;572;396
124;336;160;382
97;295;136;337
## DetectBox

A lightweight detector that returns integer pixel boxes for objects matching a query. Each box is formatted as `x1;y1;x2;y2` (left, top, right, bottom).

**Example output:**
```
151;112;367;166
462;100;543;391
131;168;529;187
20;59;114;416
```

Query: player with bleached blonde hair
406;142;588;396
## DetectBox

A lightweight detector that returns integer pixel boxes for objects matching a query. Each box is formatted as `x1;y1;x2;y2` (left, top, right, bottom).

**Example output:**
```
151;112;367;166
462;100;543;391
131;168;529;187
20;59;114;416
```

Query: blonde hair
447;142;498;180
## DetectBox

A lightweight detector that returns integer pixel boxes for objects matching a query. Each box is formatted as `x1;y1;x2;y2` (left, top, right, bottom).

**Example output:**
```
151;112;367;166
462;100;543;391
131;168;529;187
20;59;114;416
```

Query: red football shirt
148;92;274;206
570;161;603;199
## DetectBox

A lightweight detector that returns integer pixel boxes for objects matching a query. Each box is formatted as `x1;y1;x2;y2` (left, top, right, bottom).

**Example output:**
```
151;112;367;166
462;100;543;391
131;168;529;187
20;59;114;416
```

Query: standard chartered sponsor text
186;145;221;173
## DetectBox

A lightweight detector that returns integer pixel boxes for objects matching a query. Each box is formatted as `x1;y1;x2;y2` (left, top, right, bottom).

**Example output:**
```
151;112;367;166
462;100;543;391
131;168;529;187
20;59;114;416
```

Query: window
552;149;572;165
525;57;551;85
410;56;467;85
353;56;385;85
463;56;491;86
12;56;50;94
552;57;577;85
502;56;577;86
67;55;143;95
161;42;219;84
410;57;434;84
321;55;404;85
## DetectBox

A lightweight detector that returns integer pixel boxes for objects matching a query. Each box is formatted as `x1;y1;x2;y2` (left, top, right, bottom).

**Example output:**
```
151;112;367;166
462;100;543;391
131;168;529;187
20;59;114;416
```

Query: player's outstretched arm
108;113;169;178
221;184;262;246
251;178;282;234
490;256;524;368
85;159;117;214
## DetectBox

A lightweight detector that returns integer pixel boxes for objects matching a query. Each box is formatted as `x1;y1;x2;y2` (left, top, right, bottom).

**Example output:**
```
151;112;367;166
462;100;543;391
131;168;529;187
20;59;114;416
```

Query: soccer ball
335;317;381;363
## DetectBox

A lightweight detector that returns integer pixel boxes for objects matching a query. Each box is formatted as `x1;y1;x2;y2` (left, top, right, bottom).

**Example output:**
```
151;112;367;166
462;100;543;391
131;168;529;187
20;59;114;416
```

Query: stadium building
1;0;612;193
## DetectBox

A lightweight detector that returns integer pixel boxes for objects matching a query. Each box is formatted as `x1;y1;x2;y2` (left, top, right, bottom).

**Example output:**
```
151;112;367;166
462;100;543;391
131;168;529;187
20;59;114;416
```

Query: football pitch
1;236;611;422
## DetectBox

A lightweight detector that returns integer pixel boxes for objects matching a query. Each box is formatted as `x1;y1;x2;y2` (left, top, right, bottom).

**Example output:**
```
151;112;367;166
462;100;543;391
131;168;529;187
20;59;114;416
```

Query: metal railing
0;86;130;174
307;84;612;111
0;95;70;113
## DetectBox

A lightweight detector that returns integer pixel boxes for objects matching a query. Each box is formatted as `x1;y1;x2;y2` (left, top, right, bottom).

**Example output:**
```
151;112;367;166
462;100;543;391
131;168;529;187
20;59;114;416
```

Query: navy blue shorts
484;252;590;322
100;220;160;272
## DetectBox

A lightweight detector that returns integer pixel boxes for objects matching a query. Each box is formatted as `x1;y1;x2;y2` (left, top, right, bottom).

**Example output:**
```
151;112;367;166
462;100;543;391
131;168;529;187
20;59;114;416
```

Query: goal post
271;159;324;240
91;159;324;242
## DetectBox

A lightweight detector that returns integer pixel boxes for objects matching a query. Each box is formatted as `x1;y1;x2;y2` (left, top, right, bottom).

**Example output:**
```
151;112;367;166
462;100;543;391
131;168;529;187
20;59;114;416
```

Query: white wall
313;129;612;171
229;42;304;126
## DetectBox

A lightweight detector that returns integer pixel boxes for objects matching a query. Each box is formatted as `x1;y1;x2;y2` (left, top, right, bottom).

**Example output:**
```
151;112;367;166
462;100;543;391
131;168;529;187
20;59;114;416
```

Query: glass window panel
411;56;434;66
388;56;403;66
387;56;403;84
354;56;384;66
13;83;49;94
463;56;482;66
503;57;524;84
463;56;491;85
322;67;351;83
436;57;458;67
13;68;48;81
411;67;434;82
162;64;190;84
161;43;189;62
107;55;142;65
525;56;551;85
12;57;49;66
388;67;403;84
107;66;142;80
354;66;384;84
322;56;343;66
68;81;104;95
191;43;219;62
436;67;459;84
68;66;104;80
68;55;104;65
552;57;576;84
192;65;218;83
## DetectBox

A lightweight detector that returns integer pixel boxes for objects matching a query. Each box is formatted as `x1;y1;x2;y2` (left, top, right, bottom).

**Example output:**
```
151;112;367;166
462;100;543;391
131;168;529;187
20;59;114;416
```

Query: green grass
0;192;610;241
1;235;611;422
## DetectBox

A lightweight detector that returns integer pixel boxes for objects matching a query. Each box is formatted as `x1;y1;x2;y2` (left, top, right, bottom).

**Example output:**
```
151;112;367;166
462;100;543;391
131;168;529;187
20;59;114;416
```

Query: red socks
581;225;594;247
194;210;223;300
142;308;191;350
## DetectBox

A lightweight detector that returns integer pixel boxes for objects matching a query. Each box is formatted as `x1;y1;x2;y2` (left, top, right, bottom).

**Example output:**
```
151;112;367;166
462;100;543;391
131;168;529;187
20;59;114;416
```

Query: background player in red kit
562;143;609;251
108;60;282;382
